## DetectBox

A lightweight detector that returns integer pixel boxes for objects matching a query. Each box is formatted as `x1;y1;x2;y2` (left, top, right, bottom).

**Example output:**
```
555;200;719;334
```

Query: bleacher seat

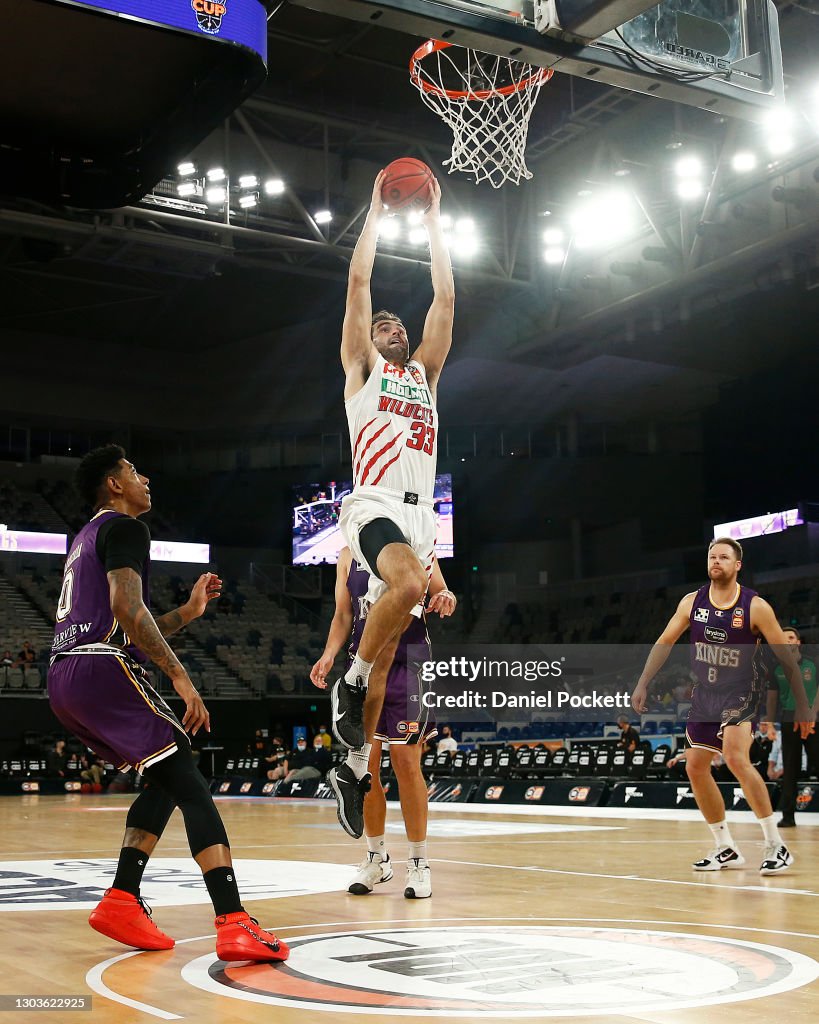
577;748;593;773
421;751;436;778
379;750;392;778
496;747;513;777
566;749;580;774
533;748;552;775
593;747;611;776
451;750;467;776
434;751;453;776
611;749;629;776
550;748;568;774
629;748;648;779
465;750;480;775
514;746;534;776
648;744;672;778
479;748;499;776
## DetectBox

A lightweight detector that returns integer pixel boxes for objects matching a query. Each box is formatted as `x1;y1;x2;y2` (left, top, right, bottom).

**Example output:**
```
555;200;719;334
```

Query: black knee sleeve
359;517;408;580
142;745;229;857
125;784;176;838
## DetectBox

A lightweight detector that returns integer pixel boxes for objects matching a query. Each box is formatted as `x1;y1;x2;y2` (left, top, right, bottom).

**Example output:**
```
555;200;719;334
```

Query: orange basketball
381;157;435;213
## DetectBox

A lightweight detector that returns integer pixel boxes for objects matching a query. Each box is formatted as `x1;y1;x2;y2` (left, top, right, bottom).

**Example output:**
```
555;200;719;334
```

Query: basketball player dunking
312;547;456;898
48;445;289;961
328;169;454;839
631;537;814;874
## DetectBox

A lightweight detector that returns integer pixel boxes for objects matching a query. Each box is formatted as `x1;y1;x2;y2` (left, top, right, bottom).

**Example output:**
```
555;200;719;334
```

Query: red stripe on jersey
369;448;403;487
361;434;401;485
355;422;390;480
353;417;377;463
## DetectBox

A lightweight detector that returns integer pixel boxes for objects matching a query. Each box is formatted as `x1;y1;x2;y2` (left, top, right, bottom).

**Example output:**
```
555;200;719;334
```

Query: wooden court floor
1;794;818;1023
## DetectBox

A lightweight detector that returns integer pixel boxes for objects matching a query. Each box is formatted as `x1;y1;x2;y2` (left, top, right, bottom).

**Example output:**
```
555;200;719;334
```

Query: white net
410;41;552;189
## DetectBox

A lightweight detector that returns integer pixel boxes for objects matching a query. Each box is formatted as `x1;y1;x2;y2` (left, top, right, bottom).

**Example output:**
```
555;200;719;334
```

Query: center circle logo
181;925;819;1016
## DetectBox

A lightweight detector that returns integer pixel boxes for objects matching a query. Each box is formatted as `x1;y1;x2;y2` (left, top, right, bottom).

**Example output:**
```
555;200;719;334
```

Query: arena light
408;227;427;245
439;213;453;230
379;217;401;240
206;167;226;182
452;235;480;258
264;178;285;196
238;194;258;209
764;107;795;155
569;190;635;249
676;178;704;201
674;155;703;178
454;217;475;235
177;181;198;197
205;185;227;205
407;210;424;226
315;209;333;224
238;174;258;189
543;227;564;245
177;161;196;177
543;246;565;265
731;151;758;173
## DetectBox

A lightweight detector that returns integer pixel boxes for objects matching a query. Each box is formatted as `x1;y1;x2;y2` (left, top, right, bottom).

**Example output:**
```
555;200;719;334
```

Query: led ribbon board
65;0;267;61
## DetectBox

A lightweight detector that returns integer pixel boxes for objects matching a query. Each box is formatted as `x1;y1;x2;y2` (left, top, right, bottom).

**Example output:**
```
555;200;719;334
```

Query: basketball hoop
409;39;553;189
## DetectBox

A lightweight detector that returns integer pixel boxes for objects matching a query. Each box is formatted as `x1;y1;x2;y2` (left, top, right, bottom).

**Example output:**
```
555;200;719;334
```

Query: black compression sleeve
96;517;151;575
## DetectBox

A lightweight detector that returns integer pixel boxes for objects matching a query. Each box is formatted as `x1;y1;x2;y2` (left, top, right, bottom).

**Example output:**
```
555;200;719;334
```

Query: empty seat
593;747;611;776
629;749;648;779
434;751;453;775
451;750;468;776
421;751;436;778
611;749;629;777
514;746;534;776
479;747;499;776
550;748;568;774
496;746;514;777
465;750;480;775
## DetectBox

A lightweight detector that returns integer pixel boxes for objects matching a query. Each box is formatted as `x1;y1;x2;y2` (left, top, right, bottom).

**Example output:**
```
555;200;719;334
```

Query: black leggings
127;744;229;857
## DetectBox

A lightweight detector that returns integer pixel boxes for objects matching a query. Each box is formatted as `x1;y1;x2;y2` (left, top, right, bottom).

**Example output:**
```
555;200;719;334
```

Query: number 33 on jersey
346;356;438;499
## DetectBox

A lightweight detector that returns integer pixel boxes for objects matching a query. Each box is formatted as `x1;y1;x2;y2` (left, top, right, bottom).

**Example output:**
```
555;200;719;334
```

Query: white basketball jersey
345;356;438;498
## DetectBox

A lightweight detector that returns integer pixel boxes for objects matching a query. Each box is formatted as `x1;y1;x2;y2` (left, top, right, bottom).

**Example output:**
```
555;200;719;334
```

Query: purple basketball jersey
52;510;150;663
346;559;428;663
688;583;761;690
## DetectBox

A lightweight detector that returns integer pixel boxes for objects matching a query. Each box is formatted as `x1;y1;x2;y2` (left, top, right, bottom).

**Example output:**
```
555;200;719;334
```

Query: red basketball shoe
89;888;174;950
215;911;290;963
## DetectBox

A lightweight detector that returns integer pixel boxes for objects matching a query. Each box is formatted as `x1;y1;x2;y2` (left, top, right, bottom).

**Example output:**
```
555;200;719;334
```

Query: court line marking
88;914;819;1021
434;857;819;897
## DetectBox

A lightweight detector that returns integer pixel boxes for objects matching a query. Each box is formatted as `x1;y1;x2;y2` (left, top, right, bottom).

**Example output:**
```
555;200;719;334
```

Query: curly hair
75;444;126;509
371;309;404;330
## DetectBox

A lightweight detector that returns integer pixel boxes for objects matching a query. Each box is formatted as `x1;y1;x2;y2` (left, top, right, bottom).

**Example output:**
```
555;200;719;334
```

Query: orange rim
409;38;553;101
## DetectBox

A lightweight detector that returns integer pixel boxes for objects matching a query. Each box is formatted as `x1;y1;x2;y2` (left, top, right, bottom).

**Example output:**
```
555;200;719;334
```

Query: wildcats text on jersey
378;396;435;424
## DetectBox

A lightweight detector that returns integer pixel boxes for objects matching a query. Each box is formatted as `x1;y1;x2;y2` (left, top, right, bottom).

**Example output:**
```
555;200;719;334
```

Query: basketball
381;157;435;213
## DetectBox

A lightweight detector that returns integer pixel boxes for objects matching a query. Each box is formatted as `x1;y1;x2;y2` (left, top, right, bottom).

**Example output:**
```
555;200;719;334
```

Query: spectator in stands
284;736;331;782
767;733;784;781
81;752;106;787
1;649;13;666
250;729;270;758
15;640;37;667
616;715;640;753
765;627;819;828
436;726;458;754
317;725;332;750
46;738;68;778
265;737;289;782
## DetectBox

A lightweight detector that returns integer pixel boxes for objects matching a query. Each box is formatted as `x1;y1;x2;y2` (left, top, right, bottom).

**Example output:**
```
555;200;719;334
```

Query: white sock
708;821;735;849
758;813;781;845
345;743;372;780
408;840;427;864
367;835;387;861
345;653;372;688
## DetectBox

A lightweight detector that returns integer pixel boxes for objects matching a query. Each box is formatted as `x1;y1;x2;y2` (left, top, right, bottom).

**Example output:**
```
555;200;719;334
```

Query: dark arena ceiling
0;0;818;432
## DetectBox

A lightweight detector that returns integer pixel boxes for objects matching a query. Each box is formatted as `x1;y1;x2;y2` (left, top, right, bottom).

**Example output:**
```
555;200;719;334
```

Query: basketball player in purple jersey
47;445;289;962
329;169;454;839
312;547;455;896
632;538;813;874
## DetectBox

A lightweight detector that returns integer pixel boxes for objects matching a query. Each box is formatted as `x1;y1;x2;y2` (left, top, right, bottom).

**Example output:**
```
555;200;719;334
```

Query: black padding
359;517;408;580
143;746;229;856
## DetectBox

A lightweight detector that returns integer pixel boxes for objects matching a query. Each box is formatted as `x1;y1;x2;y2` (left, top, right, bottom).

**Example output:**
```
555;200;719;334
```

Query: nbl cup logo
191;0;227;35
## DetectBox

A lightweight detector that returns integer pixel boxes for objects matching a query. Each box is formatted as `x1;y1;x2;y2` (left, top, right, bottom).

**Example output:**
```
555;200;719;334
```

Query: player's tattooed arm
108;568;186;679
154;573;222;638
